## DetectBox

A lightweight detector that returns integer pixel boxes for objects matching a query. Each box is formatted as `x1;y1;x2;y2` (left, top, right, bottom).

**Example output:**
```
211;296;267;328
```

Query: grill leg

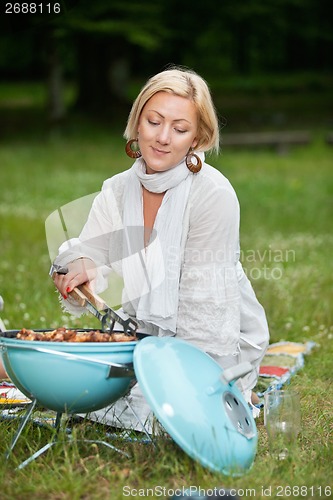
124;396;155;445
17;435;131;469
5;398;154;468
13;410;132;469
54;411;63;433
15;412;65;469
75;438;130;458
6;406;64;468
17;441;57;470
5;399;37;459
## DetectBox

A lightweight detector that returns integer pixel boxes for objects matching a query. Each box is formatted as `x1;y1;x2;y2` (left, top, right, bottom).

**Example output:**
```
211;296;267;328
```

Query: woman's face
137;91;198;174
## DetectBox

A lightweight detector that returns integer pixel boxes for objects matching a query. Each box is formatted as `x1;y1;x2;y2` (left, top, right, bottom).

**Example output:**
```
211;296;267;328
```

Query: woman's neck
142;186;165;246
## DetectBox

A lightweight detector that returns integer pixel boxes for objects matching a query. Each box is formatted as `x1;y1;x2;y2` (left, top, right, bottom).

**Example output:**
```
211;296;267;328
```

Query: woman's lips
152;147;169;155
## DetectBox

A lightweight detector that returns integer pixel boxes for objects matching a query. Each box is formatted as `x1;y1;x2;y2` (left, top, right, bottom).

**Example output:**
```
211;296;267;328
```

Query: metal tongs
50;264;138;336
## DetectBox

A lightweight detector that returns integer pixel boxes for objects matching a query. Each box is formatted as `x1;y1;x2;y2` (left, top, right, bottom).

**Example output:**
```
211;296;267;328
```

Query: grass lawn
0;87;332;498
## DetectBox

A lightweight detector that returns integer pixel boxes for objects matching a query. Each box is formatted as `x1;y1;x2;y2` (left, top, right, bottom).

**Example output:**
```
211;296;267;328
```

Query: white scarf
122;153;205;333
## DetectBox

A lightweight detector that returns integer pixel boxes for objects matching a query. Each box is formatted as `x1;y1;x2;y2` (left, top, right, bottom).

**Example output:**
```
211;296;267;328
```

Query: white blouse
55;161;269;404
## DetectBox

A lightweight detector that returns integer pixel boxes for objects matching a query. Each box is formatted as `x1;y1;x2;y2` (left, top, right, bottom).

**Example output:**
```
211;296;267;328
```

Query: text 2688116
5;3;61;14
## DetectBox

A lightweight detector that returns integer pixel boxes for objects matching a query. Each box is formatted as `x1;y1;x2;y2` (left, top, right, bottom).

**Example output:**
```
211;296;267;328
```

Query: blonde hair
124;67;220;153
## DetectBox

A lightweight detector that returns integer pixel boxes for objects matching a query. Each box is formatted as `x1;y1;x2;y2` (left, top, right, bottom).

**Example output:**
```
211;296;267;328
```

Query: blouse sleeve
53;177;124;314
176;169;241;357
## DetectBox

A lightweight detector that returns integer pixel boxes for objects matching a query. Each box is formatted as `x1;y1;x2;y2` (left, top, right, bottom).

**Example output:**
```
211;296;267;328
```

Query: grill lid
133;336;258;475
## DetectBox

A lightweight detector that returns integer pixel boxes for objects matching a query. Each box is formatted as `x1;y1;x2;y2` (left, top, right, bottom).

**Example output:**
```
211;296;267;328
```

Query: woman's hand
0;359;8;379
52;258;97;298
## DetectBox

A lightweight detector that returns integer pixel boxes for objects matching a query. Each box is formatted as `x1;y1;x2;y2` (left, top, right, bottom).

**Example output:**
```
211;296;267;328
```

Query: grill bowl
0;329;137;413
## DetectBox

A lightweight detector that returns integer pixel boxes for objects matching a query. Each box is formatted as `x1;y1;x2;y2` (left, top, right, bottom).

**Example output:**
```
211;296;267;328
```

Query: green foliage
1;0;332;83
61;1;166;50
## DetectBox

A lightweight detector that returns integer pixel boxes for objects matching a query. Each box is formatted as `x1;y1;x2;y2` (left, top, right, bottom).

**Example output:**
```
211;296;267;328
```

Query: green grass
0;96;332;498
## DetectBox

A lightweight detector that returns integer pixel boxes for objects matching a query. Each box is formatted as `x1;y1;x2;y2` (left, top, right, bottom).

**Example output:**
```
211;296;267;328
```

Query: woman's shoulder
193;162;237;196
101;168;131;191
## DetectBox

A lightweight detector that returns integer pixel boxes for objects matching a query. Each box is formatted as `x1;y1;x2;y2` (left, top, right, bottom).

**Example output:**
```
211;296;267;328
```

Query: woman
52;67;269;430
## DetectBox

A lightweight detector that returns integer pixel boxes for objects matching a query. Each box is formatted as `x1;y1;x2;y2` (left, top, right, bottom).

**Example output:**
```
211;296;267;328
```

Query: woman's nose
157;125;171;144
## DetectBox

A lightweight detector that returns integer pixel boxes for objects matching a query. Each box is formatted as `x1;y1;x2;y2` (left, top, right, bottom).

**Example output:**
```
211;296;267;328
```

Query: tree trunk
233;21;251;74
74;33;130;117
47;33;66;123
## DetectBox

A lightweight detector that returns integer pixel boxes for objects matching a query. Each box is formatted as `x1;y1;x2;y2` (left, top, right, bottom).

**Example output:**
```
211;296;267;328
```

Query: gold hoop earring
125;139;142;159
185;150;202;173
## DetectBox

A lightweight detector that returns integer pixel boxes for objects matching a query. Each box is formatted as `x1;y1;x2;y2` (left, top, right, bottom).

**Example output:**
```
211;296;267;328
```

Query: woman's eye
175;129;187;134
148;120;159;126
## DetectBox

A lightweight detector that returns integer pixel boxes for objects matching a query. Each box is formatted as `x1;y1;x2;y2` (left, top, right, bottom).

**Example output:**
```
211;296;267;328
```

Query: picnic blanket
253;340;316;405
0;381;31;406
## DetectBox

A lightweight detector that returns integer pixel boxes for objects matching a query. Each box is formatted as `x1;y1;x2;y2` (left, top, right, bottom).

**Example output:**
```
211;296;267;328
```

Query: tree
0;0;170;119
0;0;332;121
57;0;169;114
